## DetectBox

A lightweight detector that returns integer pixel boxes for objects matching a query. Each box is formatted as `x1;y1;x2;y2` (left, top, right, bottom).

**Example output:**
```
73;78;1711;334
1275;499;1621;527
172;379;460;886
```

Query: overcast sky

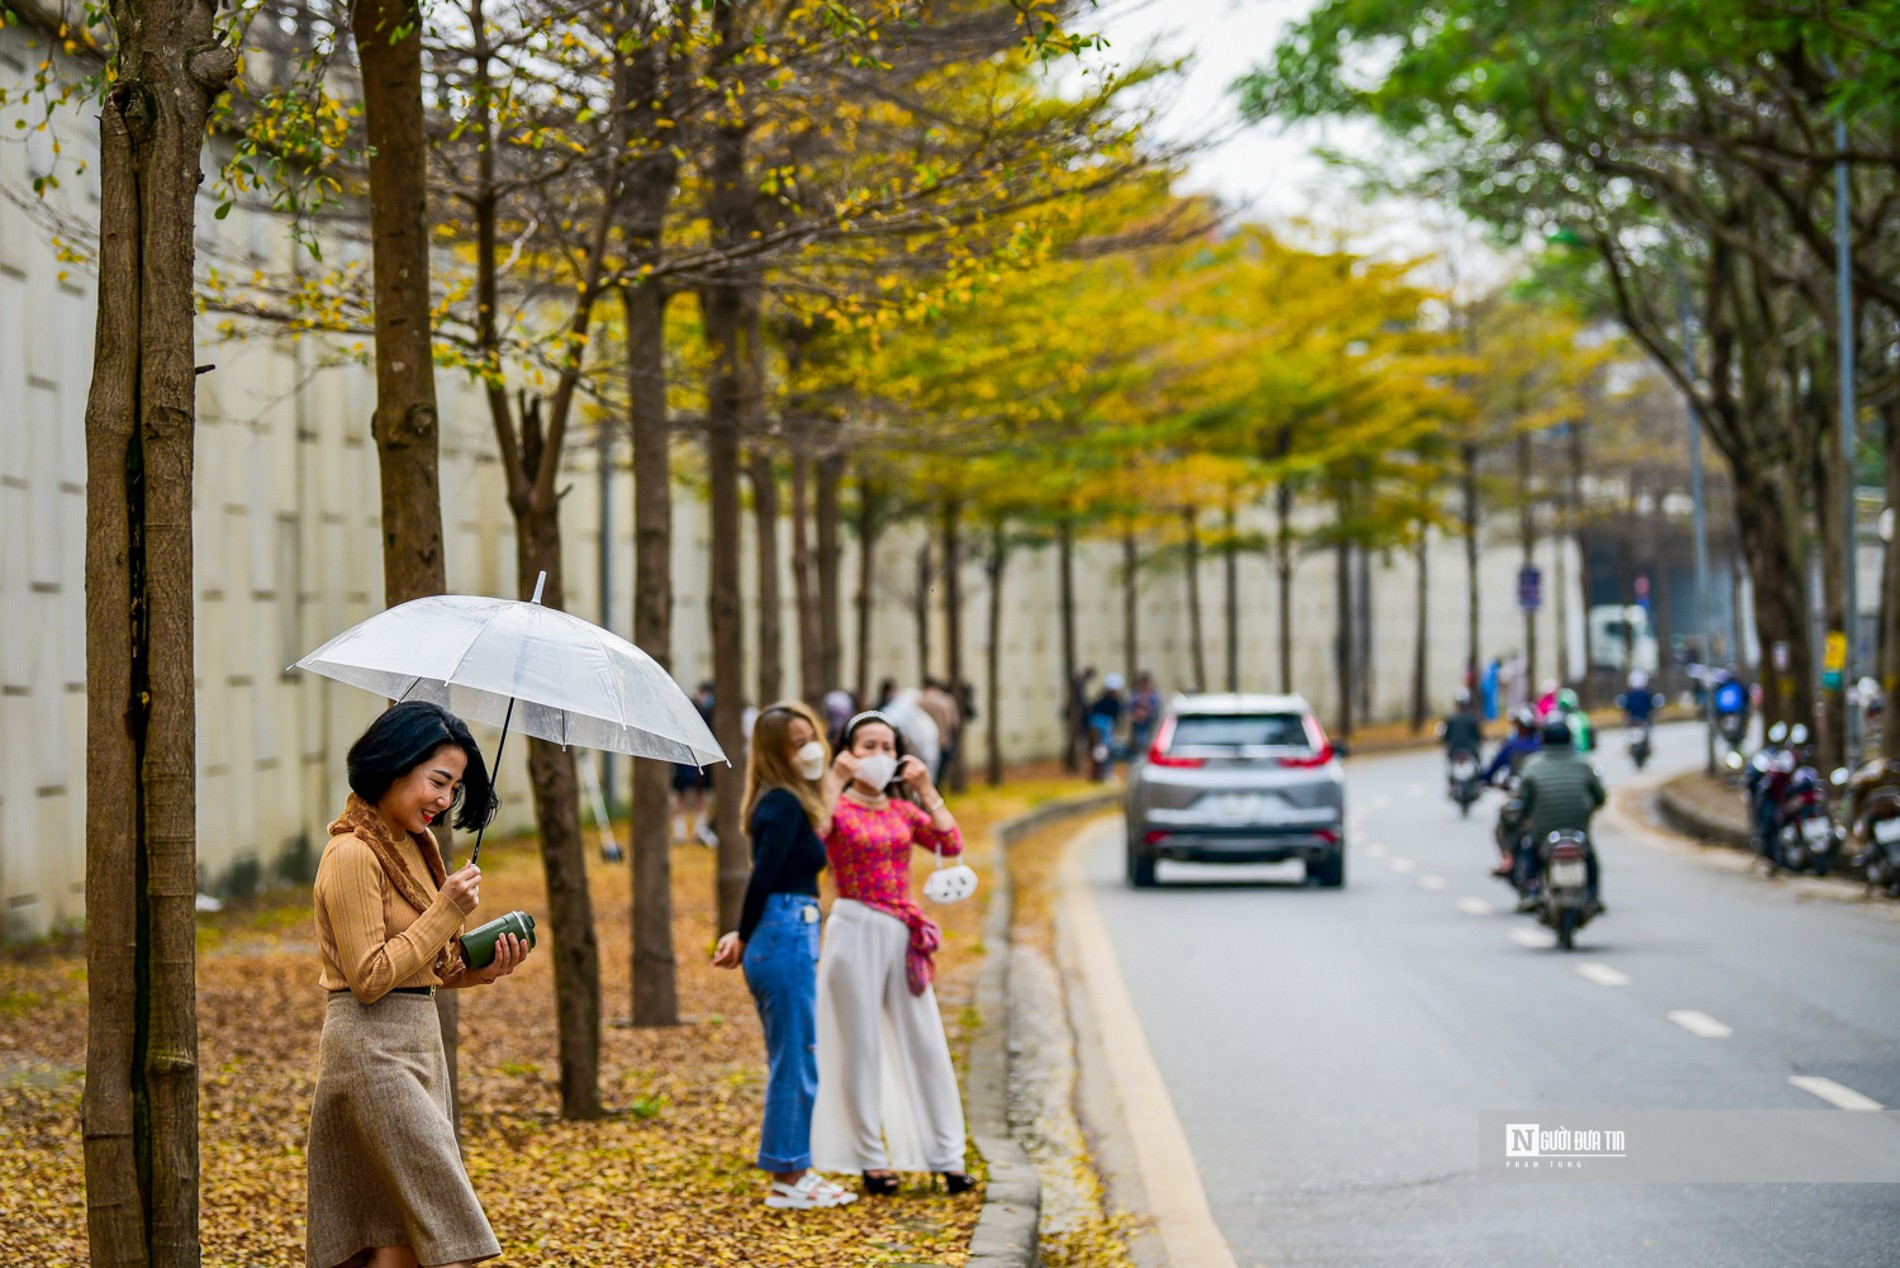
1079;0;1512;292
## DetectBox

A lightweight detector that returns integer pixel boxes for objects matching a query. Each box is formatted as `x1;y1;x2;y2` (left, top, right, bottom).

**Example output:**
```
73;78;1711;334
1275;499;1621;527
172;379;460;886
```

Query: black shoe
861;1172;899;1196
940;1172;976;1195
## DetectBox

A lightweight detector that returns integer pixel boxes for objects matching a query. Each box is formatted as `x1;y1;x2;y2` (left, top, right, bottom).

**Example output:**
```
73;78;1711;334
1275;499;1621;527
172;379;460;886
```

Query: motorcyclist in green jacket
1516;718;1606;909
1554;687;1593;753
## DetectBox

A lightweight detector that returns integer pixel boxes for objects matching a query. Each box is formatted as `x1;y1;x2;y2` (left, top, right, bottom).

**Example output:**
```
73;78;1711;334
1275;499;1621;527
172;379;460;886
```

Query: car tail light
1278;715;1336;768
1146;716;1205;768
1315;828;1339;844
1143;829;1167;846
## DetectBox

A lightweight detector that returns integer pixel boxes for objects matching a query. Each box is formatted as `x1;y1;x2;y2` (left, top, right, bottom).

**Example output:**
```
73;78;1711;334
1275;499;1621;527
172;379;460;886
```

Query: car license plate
1874;817;1900;846
1548;860;1587;888
1801;817;1832;843
1204;792;1268;821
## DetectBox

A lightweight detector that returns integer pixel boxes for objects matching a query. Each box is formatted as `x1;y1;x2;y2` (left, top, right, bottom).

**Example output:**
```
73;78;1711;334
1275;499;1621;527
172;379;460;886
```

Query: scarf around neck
328;793;465;979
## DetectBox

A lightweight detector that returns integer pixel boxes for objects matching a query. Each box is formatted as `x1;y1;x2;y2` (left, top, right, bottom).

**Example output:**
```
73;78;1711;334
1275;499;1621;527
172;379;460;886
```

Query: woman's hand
711;932;745;970
441;863;482;914
830;751;860;787
469;932;528;984
898;755;936;800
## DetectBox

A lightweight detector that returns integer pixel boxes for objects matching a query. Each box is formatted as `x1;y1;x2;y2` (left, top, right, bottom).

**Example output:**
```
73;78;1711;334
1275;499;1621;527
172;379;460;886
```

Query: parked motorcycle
1448;748;1481;818
1846;758;1900;897
1534;830;1599;950
1773;766;1841;876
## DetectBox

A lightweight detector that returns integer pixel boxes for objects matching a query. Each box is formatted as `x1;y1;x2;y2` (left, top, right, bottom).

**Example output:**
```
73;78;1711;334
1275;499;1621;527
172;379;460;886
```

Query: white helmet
1104;673;1126;692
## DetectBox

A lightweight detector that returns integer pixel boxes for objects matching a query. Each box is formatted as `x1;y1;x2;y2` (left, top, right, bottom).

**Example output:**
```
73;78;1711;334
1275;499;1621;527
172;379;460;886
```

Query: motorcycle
1627;722;1652;771
1717;708;1748;760
1534;830;1599;950
1448;748;1481;818
1492;778;1541;908
1773;766;1841;876
1846;758;1900;897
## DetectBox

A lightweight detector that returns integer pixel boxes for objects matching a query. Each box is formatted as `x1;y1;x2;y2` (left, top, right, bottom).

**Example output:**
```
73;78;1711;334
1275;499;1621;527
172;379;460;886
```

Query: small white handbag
922;838;979;905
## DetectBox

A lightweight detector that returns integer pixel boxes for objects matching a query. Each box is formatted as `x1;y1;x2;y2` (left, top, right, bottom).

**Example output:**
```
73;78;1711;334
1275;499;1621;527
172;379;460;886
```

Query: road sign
1518;565;1542;613
1825;631;1847;673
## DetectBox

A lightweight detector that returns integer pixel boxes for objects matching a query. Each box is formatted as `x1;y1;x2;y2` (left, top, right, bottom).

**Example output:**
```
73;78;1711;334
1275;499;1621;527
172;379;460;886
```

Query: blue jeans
743;893;820;1172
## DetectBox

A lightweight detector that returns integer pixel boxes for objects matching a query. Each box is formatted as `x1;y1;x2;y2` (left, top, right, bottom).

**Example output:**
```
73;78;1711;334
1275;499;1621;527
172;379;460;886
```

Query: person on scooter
1482;707;1542;787
1515;717;1606;911
1620;670;1656;729
1555;688;1594;752
1441;690;1485;762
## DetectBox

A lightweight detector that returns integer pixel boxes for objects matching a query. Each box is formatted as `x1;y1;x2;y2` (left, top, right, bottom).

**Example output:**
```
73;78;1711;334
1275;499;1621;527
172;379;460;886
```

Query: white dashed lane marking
1789;1076;1884;1111
1575;963;1630;987
1367;843;1389;859
1508;928;1548;948
1668;1010;1734;1039
1389;858;1415;874
1457;897;1492;915
1419;874;1446;891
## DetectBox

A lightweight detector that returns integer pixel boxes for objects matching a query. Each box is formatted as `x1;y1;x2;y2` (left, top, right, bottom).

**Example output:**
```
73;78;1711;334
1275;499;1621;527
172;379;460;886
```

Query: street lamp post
1678;266;1717;775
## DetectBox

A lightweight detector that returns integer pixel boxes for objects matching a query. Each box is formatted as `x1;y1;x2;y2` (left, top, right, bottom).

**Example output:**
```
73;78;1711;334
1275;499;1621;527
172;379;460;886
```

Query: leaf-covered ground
0;780;1089;1266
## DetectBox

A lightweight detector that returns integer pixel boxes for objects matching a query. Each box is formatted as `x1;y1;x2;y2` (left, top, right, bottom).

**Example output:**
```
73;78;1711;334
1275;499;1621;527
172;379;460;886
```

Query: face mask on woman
793;740;827;782
853;752;898;792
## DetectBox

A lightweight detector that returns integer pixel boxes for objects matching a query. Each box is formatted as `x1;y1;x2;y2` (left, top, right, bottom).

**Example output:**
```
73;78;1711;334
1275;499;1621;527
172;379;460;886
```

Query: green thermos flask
460;910;537;969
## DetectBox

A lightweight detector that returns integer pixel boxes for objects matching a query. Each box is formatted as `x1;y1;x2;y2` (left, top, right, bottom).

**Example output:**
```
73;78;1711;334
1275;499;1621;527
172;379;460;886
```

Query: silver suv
1125;693;1347;888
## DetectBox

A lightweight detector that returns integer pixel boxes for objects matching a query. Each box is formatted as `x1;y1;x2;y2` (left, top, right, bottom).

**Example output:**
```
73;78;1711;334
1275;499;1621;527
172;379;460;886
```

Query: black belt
329;986;436;997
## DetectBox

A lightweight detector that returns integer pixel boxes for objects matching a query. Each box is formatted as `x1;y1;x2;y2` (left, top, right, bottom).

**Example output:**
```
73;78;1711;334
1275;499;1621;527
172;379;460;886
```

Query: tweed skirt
306;992;500;1268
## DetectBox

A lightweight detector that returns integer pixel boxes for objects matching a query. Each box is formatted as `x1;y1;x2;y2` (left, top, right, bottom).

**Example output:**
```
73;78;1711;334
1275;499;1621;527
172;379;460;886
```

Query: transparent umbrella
293;572;724;860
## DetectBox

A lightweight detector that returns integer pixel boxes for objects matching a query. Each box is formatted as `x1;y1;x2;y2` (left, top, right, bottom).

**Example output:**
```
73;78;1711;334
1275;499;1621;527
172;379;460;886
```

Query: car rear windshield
1170;713;1312;750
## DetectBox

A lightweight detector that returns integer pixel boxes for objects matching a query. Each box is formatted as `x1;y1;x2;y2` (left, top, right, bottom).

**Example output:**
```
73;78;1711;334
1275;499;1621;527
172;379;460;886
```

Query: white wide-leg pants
811;899;967;1174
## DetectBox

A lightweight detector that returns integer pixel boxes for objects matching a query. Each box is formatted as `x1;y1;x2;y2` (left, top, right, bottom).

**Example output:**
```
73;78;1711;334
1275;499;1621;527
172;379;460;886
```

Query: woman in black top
712;701;855;1210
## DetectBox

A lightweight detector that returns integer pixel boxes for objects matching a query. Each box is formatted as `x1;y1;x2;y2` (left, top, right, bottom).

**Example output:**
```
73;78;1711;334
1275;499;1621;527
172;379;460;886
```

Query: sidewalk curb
966;791;1121;1268
1654;771;1753;851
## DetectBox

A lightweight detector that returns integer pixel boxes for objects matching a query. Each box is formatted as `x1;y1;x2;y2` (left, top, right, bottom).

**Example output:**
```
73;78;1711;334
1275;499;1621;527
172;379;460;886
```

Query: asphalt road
1078;722;1900;1267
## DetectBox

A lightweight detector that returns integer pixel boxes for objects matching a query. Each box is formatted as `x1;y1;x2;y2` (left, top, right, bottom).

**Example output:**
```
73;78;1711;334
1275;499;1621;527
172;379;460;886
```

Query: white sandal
764;1172;857;1210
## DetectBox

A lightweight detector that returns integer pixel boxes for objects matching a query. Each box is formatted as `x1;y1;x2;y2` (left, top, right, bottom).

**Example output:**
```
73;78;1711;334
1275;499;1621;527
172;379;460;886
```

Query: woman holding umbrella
306;701;532;1268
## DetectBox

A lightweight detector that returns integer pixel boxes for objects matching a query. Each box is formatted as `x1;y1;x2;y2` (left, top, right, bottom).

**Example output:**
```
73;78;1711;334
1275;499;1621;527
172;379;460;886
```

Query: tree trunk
750;451;784;706
512;511;603;1119
1411;527;1430;733
622;12;682;1026
1334;493;1354;739
853;475;880;705
1517;431;1537;688
702;0;758;930
1059;516;1080;771
816;454;845;694
1462;441;1480;681
1122;529;1140;690
1884;399;1900;758
1356;543;1373;721
1224;498;1240;692
82;10;234;1260
790;454;822;705
913;541;932;687
986;516;1009;787
1183;508;1207;692
941;497;966;790
1276;481;1295;692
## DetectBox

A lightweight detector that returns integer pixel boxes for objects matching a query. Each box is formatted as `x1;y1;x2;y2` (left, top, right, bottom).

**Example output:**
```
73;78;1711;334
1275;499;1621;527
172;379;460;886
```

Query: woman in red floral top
811;711;974;1195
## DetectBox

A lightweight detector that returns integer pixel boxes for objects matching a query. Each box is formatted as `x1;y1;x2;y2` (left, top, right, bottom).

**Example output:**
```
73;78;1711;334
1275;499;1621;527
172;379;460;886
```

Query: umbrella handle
470;695;518;867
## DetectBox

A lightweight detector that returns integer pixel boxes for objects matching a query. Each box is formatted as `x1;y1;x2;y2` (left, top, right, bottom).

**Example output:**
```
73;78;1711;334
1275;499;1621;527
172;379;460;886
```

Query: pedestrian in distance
812;711;975;1196
918;677;963;784
1088;674;1126;781
1128;671;1161;759
674;681;717;847
711;701;858;1210
306;701;531;1268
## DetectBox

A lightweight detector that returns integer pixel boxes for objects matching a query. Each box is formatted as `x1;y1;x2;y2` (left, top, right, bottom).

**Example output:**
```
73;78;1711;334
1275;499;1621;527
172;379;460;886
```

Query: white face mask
792;741;826;782
853;752;898;793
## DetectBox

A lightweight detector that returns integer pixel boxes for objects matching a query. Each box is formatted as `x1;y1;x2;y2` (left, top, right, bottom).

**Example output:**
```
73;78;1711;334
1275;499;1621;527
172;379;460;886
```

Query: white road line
1389;858;1415;874
1404;782;1428;797
1789;1075;1884;1111
1370;795;1391;810
1668;1010;1734;1039
1062;832;1239;1266
1367;843;1389;859
1457;897;1493;916
1575;962;1630;987
1419;874;1446;891
1508;928;1549;948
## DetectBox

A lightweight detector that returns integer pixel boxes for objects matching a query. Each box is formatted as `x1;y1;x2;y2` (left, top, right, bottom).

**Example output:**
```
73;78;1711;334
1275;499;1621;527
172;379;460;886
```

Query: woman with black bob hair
306;701;531;1268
